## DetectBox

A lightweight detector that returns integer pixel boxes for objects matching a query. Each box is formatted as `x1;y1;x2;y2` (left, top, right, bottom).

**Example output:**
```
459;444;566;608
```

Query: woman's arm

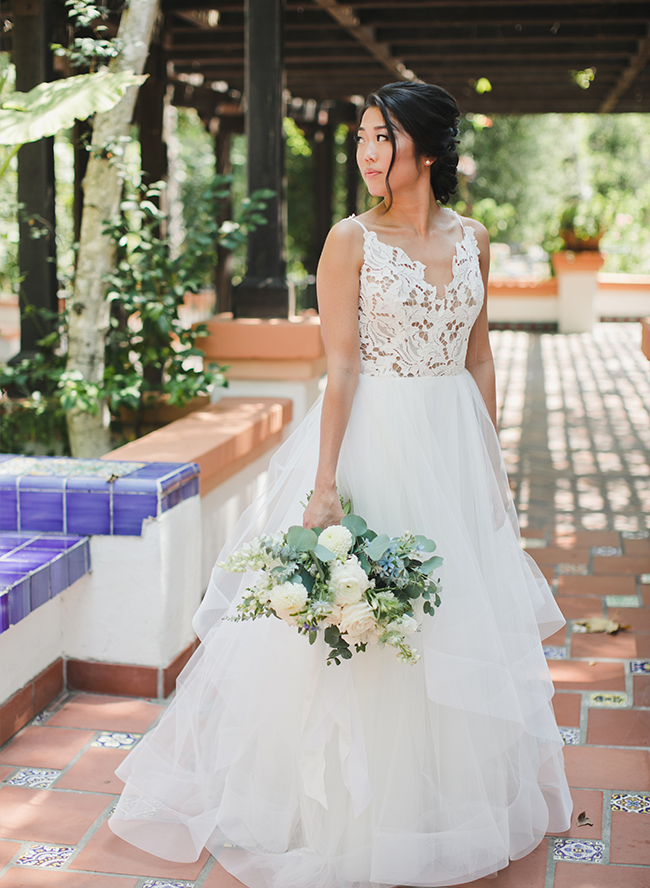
302;220;364;529
464;221;497;429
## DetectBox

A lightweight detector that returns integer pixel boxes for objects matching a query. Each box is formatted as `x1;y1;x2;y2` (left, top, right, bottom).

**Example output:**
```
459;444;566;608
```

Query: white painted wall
488;296;558;324
597;288;650;318
0;595;63;704
60;495;202;668
218;377;322;432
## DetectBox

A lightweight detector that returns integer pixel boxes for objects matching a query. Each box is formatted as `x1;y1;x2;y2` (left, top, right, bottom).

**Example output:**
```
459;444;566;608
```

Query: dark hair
361;81;460;208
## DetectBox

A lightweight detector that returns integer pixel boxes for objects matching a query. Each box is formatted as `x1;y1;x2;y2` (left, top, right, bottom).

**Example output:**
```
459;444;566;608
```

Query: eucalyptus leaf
341;514;367;537
365;533;391;561
404;583;422;599
324;625;340;645
312;543;338;562
415;535;437;552
420;555;443;574
0;70;147;146
286;525;318;552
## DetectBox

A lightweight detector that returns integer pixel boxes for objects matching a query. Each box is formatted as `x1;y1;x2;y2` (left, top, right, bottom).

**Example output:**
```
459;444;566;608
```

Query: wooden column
215;121;234;314
313;123;334;260
139;41;167;189
12;0;58;358
233;0;289;318
346;126;359;218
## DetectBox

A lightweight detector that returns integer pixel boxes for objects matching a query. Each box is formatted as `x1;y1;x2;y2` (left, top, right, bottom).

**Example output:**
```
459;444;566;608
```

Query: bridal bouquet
218;511;443;665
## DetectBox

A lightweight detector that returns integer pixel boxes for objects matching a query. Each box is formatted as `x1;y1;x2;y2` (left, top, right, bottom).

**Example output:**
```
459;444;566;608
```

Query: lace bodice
352;215;484;377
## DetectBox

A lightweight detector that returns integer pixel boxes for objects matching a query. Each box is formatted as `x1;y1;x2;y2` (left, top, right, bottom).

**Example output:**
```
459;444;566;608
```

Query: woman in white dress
109;81;573;887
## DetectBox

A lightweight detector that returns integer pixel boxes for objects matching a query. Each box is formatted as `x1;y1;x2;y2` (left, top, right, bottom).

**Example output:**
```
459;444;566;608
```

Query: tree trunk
65;0;160;457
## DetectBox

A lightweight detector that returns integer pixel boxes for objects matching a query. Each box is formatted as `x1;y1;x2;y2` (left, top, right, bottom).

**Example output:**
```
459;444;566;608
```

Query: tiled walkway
1;325;650;888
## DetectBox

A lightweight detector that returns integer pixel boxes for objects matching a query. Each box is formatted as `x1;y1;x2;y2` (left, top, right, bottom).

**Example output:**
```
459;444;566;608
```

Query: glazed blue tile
66;490;111;535
0;591;9;632
26;535;80;550
0;569;26;589
19;489;64;533
183;477;199;499
112;493;158;536
112;475;159;493
18;475;67;491
67;540;90;585
30;568;51;610
50;554;69;598
0;454;15;464
0;486;18;531
9;579;30;623
65;475;111;492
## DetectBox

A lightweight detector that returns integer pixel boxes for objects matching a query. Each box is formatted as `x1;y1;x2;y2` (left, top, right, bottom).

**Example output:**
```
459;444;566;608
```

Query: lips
364;169;381;178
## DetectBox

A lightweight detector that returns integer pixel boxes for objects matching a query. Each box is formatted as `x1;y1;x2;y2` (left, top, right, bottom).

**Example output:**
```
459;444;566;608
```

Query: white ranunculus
329;555;371;606
319;524;354;559
268;581;308;625
339;599;377;642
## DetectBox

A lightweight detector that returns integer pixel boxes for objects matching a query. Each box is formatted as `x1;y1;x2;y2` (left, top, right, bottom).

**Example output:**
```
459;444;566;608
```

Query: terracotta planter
558;230;604;253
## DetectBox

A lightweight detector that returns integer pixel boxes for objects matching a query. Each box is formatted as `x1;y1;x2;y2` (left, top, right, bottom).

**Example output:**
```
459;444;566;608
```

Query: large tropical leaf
0;70;147;146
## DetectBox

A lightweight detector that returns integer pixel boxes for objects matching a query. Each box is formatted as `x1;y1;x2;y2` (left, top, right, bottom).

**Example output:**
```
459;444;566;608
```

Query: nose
365;142;377;162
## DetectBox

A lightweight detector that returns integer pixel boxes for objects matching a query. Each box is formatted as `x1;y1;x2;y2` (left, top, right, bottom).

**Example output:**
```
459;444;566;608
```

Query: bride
109;81;573;887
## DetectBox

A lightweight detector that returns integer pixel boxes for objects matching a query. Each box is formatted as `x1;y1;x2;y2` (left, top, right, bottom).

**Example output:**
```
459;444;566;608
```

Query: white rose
339;599;377;642
268;581;308;625
319;524;354;560
329;555;371;606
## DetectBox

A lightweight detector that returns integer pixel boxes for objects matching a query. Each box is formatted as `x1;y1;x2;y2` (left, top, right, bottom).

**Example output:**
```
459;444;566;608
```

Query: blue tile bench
0;454;200;536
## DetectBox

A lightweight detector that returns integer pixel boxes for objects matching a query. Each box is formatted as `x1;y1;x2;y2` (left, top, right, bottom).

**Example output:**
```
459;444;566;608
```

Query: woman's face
356;105;424;200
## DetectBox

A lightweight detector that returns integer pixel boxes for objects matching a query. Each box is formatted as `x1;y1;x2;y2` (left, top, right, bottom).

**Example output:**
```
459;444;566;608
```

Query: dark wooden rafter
600;28;650;111
310;0;416;82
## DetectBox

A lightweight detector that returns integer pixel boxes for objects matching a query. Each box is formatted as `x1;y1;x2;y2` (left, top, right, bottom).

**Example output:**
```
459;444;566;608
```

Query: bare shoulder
321;217;365;270
459;215;490;253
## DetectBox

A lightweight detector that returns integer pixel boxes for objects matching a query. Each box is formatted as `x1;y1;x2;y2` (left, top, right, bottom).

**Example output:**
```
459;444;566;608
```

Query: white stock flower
329;555;371;606
268;581;308;625
339;599;377;642
392;614;420;636
319;524;354;559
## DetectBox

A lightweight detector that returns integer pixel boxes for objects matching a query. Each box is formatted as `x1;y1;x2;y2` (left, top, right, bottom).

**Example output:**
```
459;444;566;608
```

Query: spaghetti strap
347;214;369;233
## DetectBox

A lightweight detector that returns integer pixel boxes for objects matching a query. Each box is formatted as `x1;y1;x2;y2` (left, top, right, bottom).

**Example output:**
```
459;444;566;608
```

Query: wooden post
313;123;334;260
233;0;289;318
346;126;359;218
215;122;234;314
12;0;58;358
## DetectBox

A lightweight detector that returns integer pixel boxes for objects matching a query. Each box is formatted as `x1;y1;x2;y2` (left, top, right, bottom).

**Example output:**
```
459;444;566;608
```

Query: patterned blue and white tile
639;573;650;584
92;731;141;749
605;594;641;608
611;792;650;813
588;691;628;708
31;710;54;726
593;546;622;557
14;844;75;868
559;727;581;746
630;660;650;675
6;768;61;788
557;563;590;576
141;881;195;888
543;646;567;660
553;838;604;863
623;530;650;540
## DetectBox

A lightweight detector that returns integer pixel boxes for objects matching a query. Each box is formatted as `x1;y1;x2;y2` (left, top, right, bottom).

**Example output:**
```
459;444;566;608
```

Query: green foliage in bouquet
219;511;443;666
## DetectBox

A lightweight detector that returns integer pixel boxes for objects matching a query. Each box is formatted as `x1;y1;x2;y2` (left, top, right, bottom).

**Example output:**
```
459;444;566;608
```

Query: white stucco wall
60;495;202;668
0;594;63;704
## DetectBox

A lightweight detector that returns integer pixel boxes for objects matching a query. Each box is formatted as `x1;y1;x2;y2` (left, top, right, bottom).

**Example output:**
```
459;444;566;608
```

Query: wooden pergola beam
599;30;650;112
311;0;417;83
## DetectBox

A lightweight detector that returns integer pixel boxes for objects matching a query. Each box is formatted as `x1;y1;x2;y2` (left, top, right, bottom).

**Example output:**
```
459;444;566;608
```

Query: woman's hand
302;487;344;529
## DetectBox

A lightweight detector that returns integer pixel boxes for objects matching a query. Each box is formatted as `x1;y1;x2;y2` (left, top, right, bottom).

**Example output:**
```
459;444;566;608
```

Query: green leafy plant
102;177;273;438
547;194;613;253
0;310;70;455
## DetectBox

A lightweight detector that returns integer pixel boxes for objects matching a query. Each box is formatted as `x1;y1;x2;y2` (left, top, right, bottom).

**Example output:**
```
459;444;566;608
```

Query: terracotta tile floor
1;326;650;887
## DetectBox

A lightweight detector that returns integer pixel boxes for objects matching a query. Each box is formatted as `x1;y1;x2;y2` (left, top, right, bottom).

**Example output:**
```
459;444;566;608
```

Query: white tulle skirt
109;370;572;888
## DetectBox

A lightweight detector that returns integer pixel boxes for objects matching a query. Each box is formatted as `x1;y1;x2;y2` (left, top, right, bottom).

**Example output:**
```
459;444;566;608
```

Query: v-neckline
360;221;471;297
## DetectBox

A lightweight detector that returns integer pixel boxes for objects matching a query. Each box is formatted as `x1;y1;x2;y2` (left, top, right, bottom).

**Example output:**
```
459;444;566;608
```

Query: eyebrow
357;124;388;132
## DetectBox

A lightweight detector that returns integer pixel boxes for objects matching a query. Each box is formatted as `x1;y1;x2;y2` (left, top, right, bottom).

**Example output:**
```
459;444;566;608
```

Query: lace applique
356;220;484;377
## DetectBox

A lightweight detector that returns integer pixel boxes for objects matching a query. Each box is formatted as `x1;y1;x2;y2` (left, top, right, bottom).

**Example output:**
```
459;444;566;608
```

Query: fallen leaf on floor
577;810;594;827
588;660;597;666
572;618;630;634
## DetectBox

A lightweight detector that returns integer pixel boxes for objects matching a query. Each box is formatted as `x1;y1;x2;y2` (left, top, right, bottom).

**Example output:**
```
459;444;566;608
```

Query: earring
425;160;432;166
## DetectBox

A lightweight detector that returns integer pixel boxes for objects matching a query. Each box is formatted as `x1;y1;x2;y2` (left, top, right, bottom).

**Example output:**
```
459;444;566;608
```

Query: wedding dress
109;213;573;887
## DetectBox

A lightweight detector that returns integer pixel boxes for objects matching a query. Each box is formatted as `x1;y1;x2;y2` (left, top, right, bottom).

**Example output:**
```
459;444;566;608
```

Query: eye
377;134;389;141
354;134;364;144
